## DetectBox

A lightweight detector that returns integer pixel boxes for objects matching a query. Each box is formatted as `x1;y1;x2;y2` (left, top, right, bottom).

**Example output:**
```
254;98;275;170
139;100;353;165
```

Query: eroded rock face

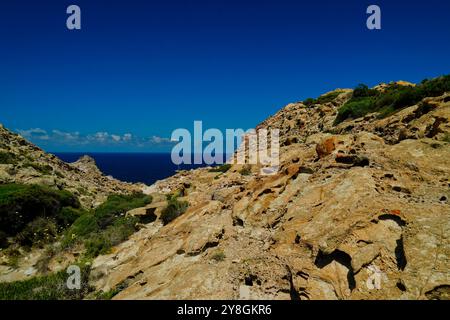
88;88;450;300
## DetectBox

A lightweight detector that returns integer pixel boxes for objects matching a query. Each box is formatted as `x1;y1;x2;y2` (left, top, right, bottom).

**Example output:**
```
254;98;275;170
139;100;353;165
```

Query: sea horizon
54;152;232;185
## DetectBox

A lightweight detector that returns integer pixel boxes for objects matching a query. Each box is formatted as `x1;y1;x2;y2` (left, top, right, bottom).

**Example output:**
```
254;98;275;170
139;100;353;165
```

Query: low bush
334;75;450;124
352;84;378;98
15;217;58;247
303;98;315;106
0;152;17;164
316;91;343;104
63;193;151;257
0;184;80;241
0;265;92;300
443;133;450;143
93;193;151;229
84;216;139;258
211;250;225;262
160;195;189;225
239;165;252;176
57;207;86;227
95;288;121;300
303;91;343;107
209;164;232;173
0;231;7;248
334;97;375;124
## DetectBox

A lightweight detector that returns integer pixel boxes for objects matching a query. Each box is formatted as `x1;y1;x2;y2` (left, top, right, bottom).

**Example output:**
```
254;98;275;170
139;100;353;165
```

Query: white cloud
90;132;109;142
52;130;80;141
111;134;121;142
15;128;174;148
150;135;172;144
17;128;50;140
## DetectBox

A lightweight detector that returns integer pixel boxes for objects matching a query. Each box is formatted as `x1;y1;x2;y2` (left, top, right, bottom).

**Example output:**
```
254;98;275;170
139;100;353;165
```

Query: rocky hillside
0;126;143;208
1;77;449;300
89;78;450;300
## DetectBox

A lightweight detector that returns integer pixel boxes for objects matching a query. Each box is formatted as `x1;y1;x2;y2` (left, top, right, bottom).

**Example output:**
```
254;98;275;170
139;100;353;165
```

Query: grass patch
0;265;92;300
303;91;344;107
2;248;21;268
209;163;232;173
0;152;17;165
211;250;225;262
334;75;450;124
239;165;252;176
334;96;376;124
62;193;152;258
94;288;121;300
443;133;450;143
15;217;58;248
83;216;139;258
160;195;189;225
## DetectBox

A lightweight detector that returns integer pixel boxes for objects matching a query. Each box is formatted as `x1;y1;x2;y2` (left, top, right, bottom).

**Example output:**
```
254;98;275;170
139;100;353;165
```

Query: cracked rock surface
89;87;450;299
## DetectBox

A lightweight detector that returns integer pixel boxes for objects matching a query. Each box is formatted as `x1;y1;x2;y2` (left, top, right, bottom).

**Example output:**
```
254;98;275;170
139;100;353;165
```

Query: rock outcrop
88;86;450;300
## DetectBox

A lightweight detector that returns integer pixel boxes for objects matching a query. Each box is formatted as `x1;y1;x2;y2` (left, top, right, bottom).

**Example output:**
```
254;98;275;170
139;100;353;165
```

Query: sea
54;153;224;185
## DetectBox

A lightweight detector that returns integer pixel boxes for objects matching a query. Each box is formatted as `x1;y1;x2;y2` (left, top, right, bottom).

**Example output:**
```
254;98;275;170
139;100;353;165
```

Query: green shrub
95;288;121;300
84;216;139;258
0;230;7;248
303;98;315;106
93;193;151;229
209;164;232;173
84;235;111;258
63;193;151;257
211;250;225;262
0;265;92;300
57;207;86;227
352;84;378;98
443;133;450;143
0;184;80;239
239;165;252;176
2;247;21;267
65;213;99;241
0;152;17;164
334;75;450;124
334;97;375;124
316;91;343;104
160;196;189;225
15;217;58;247
303;91;343;107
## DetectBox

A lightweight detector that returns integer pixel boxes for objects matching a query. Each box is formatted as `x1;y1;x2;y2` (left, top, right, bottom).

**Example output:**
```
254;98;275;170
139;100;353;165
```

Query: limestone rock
88;86;449;300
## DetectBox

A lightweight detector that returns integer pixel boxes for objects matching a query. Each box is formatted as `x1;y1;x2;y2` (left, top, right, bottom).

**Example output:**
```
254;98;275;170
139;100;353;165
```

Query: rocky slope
0;126;143;208
1;80;449;300
87;83;450;300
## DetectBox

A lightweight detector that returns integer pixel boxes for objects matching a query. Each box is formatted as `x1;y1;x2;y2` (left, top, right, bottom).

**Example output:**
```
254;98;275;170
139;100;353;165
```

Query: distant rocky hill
0;125;143;208
90;78;450;300
1;77;449;300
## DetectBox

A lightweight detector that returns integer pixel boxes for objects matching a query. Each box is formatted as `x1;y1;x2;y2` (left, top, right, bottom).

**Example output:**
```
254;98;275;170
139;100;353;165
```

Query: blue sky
0;0;449;152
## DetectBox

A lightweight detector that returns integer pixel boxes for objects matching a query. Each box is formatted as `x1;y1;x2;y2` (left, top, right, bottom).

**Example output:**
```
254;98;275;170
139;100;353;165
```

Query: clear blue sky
1;0;449;152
